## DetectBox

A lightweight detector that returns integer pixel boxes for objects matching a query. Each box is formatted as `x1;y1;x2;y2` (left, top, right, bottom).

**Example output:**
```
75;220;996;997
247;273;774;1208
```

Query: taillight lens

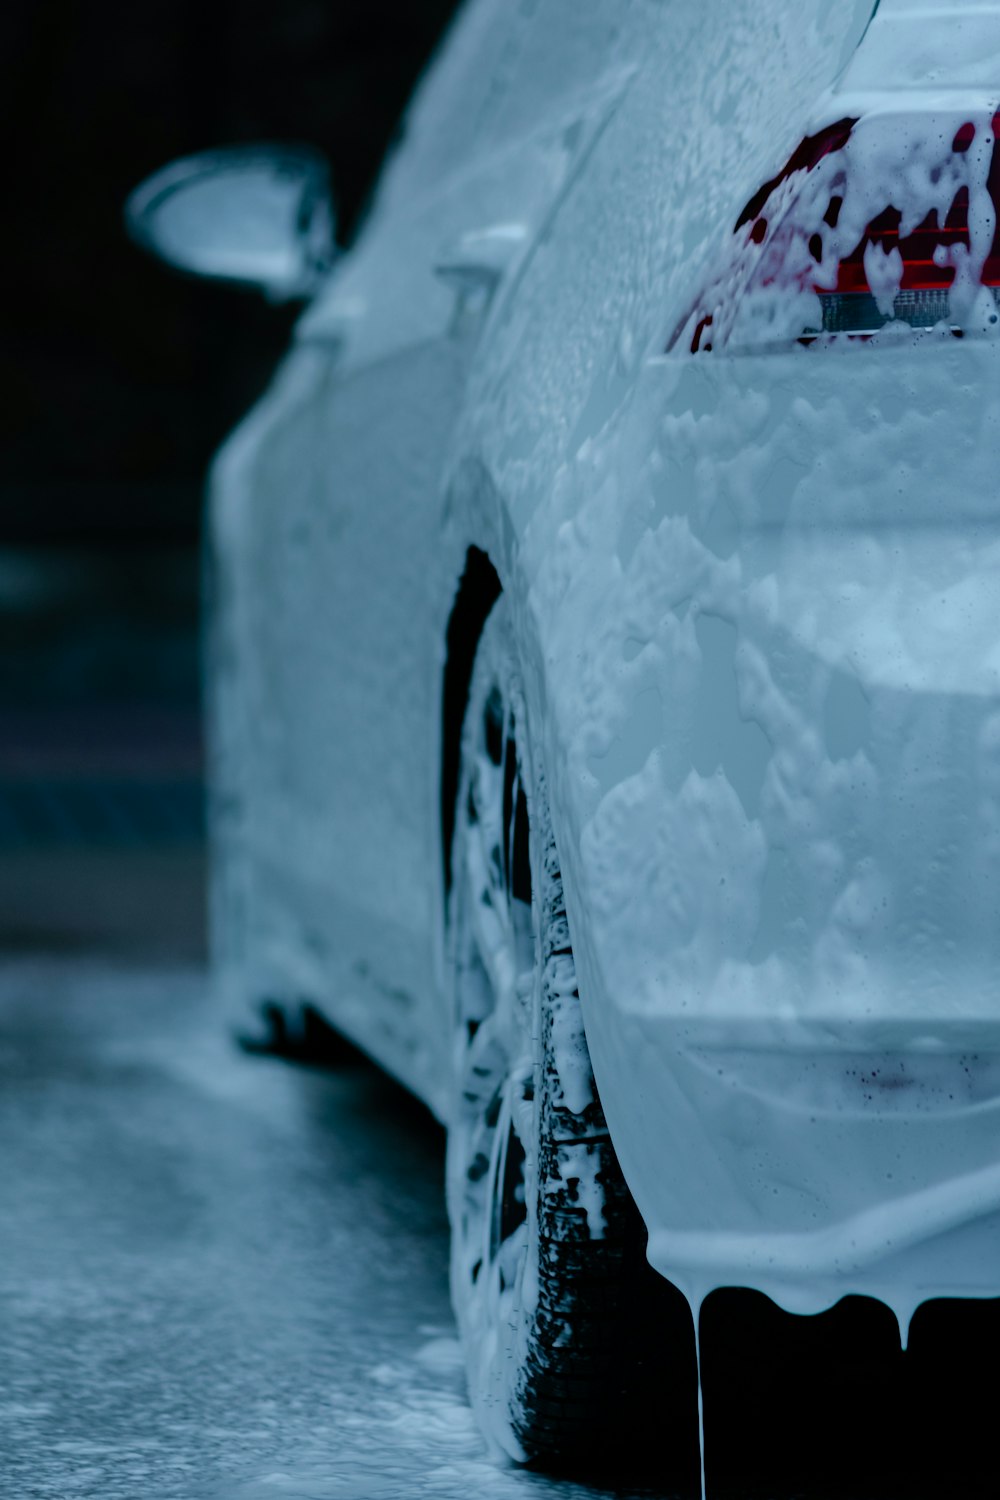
671;108;1000;353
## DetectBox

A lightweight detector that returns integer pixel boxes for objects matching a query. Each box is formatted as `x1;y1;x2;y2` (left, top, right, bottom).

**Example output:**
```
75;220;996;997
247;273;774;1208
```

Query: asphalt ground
5;949;999;1500
0;957;672;1500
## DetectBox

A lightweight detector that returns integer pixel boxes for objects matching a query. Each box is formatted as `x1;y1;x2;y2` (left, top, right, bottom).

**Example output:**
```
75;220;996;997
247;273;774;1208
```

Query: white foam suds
206;0;1000;1479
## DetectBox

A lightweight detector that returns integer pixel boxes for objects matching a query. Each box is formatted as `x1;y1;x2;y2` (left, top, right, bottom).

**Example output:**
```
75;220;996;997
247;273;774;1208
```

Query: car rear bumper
548;334;1000;1324
635;1009;1000;1326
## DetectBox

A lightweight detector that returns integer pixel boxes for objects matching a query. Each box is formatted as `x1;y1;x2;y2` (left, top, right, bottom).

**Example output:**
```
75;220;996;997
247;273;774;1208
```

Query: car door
216;59;634;1114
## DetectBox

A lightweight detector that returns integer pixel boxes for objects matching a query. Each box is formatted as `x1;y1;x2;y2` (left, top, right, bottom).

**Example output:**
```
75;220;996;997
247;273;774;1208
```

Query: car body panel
210;0;1000;1321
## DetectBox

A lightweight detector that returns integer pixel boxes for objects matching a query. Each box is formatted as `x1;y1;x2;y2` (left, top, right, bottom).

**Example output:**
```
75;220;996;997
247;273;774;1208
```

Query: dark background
0;0;459;951
2;0;459;546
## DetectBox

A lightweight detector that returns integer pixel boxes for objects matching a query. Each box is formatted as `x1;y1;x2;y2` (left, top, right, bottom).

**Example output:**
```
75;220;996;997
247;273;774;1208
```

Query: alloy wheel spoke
452;623;535;1311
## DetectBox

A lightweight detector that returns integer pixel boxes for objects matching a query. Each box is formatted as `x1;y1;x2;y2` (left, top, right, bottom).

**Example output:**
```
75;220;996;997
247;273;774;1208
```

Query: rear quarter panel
449;0;1000;1304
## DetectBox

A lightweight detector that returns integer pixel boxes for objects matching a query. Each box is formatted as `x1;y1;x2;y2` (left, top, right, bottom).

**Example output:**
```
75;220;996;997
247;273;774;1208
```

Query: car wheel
446;596;697;1474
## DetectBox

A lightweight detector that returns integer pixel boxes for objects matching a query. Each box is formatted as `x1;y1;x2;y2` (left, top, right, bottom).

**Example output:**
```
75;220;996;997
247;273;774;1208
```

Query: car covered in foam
132;0;1000;1480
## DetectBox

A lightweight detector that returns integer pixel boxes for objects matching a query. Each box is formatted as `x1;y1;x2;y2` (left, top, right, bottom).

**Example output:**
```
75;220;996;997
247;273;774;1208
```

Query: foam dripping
694;1295;706;1500
672;1271;943;1497
672;1276;712;1500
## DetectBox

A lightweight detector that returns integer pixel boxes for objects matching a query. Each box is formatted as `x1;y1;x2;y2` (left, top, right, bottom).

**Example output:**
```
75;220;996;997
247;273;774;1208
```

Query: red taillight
733;117;858;232
672;108;1000;352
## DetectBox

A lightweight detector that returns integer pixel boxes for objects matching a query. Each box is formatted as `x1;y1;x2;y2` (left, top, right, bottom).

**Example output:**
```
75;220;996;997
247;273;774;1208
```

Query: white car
130;0;1000;1474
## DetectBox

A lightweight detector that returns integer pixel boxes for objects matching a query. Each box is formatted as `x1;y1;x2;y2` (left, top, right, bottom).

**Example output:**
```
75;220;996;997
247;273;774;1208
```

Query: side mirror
125;145;336;301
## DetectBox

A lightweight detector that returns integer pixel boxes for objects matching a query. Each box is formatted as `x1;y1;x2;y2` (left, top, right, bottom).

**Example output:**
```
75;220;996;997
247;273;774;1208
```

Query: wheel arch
440;544;503;897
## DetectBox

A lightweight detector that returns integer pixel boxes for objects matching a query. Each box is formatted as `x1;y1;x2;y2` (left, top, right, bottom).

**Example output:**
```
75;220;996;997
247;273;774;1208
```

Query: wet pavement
5;963;1000;1500
0;960;660;1500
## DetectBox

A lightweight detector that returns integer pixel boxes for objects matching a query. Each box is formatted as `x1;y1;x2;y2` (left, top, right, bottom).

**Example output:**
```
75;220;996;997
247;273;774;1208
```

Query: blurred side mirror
125;145;336;301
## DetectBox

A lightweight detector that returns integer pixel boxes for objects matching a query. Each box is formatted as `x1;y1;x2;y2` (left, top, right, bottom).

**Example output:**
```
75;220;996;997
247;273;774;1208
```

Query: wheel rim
449;621;537;1362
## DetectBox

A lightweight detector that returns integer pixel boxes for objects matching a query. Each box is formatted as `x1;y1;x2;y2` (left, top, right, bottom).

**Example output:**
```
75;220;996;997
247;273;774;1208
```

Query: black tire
446;597;698;1478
